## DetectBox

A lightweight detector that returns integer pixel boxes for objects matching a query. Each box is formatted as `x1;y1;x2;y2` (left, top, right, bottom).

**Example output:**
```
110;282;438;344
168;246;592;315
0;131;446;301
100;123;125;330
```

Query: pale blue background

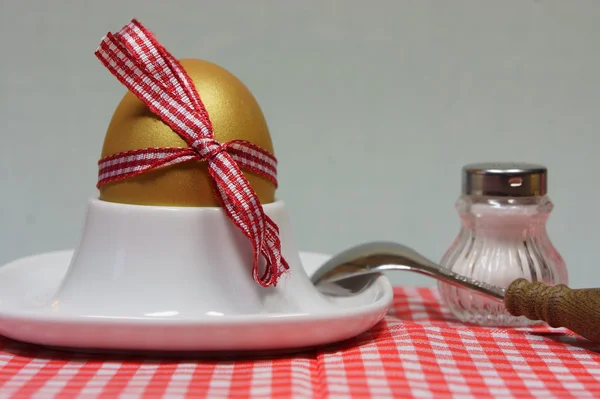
1;0;599;288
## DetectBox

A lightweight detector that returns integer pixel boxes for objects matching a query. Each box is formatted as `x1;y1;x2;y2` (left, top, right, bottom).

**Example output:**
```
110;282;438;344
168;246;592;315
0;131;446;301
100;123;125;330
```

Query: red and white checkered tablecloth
1;287;599;398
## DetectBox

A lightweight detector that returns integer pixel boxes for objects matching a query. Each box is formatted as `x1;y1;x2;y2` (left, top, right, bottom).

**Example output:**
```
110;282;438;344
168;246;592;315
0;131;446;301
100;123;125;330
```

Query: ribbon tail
114;19;212;128
207;152;271;284
207;152;289;287
261;216;290;286
95;32;209;145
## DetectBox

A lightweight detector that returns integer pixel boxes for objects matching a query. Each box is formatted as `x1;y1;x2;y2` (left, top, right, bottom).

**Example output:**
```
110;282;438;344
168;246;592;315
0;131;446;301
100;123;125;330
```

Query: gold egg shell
99;59;276;207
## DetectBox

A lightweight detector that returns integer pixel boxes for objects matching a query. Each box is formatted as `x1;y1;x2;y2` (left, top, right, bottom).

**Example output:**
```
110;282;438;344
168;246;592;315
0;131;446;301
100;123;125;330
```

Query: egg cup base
0;198;394;352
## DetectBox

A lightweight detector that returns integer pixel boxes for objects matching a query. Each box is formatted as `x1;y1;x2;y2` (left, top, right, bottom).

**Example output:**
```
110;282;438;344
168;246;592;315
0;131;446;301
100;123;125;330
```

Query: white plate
0;250;393;354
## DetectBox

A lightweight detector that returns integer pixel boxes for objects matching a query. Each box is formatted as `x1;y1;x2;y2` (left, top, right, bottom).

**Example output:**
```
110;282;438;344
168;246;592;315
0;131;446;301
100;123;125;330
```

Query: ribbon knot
192;138;224;160
94;19;289;287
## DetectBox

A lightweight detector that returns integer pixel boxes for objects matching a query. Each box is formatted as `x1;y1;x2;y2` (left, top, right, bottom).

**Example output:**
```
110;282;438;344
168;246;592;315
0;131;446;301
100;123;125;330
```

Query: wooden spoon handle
504;278;600;343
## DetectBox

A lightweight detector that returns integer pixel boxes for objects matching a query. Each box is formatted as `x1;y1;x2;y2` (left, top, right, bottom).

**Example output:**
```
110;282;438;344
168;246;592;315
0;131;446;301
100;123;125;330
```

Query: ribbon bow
94;19;289;287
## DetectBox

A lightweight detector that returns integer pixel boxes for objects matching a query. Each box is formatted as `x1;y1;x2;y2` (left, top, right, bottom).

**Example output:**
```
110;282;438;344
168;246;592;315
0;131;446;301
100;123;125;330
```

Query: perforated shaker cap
462;162;547;197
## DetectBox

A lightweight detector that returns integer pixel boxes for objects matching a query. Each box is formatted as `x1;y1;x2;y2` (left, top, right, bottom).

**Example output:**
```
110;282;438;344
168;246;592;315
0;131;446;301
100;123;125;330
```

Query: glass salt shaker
438;162;568;326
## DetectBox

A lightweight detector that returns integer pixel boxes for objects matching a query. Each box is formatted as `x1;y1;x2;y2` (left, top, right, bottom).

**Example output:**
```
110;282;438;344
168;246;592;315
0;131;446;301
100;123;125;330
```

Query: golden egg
99;59;276;207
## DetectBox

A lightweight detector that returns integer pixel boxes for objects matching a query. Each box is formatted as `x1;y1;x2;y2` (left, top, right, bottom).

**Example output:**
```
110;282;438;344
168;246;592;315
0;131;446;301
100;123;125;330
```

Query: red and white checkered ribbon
94;19;289;287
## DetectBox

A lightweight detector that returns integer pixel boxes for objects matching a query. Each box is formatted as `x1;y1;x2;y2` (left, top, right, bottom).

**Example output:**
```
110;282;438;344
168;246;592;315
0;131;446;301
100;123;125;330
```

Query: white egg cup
0;198;393;352
56;199;337;317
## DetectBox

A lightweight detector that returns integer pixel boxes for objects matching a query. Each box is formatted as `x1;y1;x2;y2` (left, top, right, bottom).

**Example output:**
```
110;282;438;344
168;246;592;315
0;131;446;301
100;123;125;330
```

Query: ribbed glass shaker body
438;163;568;326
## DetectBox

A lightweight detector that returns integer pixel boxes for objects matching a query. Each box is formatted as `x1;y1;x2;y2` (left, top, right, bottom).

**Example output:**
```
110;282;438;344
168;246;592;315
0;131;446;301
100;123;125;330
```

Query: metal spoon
311;241;600;344
311;241;505;300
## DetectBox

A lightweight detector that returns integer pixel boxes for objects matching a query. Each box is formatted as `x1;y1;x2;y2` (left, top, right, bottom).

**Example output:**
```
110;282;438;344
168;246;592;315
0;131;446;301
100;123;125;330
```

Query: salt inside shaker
438;162;568;326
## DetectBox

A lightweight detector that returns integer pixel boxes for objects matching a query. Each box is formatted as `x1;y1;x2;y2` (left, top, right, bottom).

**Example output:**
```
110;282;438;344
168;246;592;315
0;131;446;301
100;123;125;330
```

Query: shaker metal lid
462;162;547;196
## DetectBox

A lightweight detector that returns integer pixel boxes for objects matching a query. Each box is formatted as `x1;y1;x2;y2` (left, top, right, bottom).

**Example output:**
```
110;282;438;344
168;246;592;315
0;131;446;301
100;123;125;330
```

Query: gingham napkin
1;287;598;399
